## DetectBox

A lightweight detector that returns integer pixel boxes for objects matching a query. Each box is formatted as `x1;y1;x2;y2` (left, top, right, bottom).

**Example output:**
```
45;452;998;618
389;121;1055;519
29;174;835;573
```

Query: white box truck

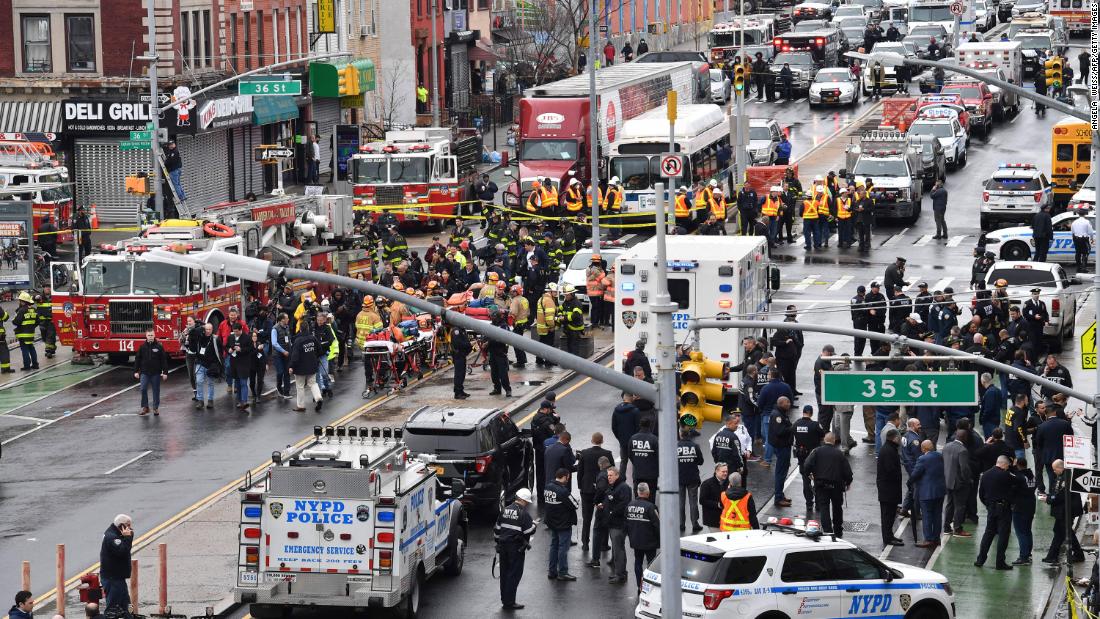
613;236;778;373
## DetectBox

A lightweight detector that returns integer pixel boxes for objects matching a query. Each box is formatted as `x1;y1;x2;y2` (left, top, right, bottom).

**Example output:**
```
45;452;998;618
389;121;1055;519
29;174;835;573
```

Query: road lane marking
880;228;909;248
903;275;921;292
914;234;934;247
1;364;117;416
828;275;853;292
931;277;954;291
104;450;152;475
792;275;819;292
946;234;968;247
2;414;47;423
879;517;913;559
515;359;615;427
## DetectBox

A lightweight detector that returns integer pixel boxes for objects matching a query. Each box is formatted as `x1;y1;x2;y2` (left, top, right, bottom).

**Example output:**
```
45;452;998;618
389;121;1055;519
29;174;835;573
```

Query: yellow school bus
1051;118;1092;208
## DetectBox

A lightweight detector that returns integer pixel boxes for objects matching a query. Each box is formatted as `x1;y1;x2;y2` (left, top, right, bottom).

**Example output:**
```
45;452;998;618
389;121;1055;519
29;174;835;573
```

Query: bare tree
372;58;415;130
495;0;621;84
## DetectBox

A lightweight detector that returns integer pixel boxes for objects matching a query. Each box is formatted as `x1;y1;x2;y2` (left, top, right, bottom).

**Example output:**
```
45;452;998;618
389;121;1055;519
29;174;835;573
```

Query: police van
613;236;778;374
233;425;468;618
637;527;956;619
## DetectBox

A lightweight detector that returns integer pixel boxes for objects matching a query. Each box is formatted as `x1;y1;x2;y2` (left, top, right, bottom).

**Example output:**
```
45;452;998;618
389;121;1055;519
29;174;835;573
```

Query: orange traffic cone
90;204;99;229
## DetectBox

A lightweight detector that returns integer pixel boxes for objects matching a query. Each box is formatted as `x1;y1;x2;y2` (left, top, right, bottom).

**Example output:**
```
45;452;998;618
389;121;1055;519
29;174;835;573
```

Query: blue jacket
910;451;947;500
1034;415;1074;464
8;607;32;619
979;385;1005;425
100;523;133;580
544;440;576;484
777;140;792;160
757;378;794;416
611;402;641;445
900;430;923;473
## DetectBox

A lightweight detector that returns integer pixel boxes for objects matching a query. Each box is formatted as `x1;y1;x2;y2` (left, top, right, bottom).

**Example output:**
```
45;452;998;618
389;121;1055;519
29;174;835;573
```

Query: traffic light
1045;56;1063;90
733;64;746;94
338;64;360;97
678;351;729;427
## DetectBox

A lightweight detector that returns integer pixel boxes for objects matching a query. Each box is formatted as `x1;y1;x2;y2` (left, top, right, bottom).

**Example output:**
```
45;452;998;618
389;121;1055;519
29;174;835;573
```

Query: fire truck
349;128;480;231
233;425;467;618
0;139;74;243
49;194;359;360
707;16;790;67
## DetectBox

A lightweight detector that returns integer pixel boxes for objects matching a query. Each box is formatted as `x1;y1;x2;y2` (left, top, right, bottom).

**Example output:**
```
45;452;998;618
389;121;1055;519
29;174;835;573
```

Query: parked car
809;67;861;106
983;261;1079;351
748;118;784;164
710;69;732;104
982;209;1095;265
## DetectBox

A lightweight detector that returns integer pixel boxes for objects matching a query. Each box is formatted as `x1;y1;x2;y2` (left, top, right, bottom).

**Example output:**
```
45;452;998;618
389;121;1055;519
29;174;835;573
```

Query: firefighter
563;178;584;213
604;177;624;239
13;291;38;370
600;265;615;329
560;285;586;356
382;225;408;265
585;255;606;327
509;284;530;368
449;217;473;246
674;186;692;229
534;285;558;366
355;297;383;396
0;304;14;373
35;289;56;358
526;180;543;213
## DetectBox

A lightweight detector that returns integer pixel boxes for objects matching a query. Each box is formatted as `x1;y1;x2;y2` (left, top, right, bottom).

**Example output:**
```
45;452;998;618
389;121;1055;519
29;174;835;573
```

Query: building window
65;14;95;72
284;8;292;59
182;13;191;65
477;0;490;9
203;10;212;67
230;16;238;68
243;13;251;70
21;15;51;73
192;11;202;66
257;10;265;65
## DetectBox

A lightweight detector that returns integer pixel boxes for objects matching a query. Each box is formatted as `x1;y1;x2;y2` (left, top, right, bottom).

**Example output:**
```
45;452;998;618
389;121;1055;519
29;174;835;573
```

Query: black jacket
226;332;254;379
451;327;472;356
577;445;614;495
134;339;168;375
100;523;133;580
543;480;578;529
979;466;1018;506
767;409;794;448
543;441;576;484
494;501;536;545
1034;415;1074;464
711;427;745;472
1032;210;1054;239
605;477;633;529
677;438;705;487
530;410;560;452
877;440;904;506
626;498;660;550
289;331;321;375
629;431;660;480
190;330;221;371
793;417;825;460
699;475;730;527
804;443;854;488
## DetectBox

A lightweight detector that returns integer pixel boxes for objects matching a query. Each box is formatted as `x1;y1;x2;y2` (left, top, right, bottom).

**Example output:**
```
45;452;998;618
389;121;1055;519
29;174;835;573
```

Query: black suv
403;406;534;519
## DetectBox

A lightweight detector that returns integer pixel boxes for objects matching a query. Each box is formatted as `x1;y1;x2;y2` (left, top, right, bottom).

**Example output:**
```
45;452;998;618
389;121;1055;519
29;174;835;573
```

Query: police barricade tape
33;225;142;237
353;199;674;220
1064;576;1100;619
353;205;660;229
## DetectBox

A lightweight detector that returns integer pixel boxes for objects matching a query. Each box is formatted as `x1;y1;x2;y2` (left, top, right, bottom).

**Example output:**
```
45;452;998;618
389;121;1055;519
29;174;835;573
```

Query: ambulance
613;236;778;373
233;425;468;618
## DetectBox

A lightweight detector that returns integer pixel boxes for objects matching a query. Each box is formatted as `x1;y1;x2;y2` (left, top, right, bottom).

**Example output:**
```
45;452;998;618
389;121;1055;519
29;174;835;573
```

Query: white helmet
813;175;824;182
515;488;534;503
770;185;783;193
610;176;621;185
709;179;719;187
570;178;581;186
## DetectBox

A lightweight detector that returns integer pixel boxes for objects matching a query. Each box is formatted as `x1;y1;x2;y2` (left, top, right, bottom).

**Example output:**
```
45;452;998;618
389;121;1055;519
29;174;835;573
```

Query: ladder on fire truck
0;139;60;169
155;153;190;218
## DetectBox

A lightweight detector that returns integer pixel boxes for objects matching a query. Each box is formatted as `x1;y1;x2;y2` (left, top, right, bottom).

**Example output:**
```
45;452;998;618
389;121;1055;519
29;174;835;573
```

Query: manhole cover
842;521;871;533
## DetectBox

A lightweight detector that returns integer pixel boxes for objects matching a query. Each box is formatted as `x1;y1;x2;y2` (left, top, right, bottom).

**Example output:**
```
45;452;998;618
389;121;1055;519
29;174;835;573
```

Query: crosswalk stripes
913;234;934;247
902;275;921;292
828;275;854;291
879;227;910;248
785;230;970;249
773;273;967;297
792;275;820;292
931;277;955;292
946;235;968;247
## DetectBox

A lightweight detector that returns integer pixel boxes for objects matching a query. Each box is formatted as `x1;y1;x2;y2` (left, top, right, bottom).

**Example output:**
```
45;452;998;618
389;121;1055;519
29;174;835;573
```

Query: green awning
309;59;376;98
252;96;300;125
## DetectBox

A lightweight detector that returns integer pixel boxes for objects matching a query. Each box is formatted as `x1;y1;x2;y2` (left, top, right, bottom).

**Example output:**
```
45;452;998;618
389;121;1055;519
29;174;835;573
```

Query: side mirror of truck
450;479;467;499
769;266;781;291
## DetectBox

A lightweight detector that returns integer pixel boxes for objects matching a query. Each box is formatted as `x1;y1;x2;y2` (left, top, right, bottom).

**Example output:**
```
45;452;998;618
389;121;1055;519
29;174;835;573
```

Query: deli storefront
62;92;264;223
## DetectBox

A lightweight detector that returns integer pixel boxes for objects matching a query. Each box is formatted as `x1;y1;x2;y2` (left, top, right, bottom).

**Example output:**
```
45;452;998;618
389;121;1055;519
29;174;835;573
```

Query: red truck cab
939;80;994;136
504;98;592;209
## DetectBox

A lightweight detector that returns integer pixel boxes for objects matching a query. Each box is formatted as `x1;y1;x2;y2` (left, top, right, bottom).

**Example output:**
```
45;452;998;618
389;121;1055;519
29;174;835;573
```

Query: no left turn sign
949;2;964;15
660;154;683;178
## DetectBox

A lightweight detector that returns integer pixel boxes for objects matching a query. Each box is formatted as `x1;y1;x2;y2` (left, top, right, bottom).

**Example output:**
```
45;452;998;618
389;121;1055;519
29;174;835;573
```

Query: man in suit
698;463;730;532
577;433;614;552
910;440;947;548
878;429;906;546
544;431;576;489
943;429;974;537
1034;407;1074;494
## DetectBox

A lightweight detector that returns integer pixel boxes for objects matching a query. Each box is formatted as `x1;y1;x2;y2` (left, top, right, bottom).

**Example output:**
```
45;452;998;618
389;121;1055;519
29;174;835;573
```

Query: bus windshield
610;156;661;190
1014;34;1052;50
132;261;186;296
388;157;430;183
352;158;388;184
83;261;132;295
521;139;579;161
910;5;953;21
853;157;910;177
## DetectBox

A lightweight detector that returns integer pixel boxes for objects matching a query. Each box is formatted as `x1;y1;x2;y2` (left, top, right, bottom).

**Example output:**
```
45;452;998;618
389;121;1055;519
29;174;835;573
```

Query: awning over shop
252;96;300;126
309;59;376;98
469;41;502;64
0;100;62;134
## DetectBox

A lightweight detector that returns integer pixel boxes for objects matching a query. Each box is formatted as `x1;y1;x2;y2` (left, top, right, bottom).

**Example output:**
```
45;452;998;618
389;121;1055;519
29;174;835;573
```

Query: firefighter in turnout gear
449;217;473;247
564;178;584;212
382;225;408;265
36;291;56;358
534;286;558;366
13;291;38;370
494;487;537;610
0;305;13;373
354;297;384;394
561;285;586;355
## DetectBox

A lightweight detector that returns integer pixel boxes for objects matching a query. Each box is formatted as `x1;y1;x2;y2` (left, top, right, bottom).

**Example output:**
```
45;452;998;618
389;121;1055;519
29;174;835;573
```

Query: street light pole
145;0;163;220
431;0;441;126
590;0;601;243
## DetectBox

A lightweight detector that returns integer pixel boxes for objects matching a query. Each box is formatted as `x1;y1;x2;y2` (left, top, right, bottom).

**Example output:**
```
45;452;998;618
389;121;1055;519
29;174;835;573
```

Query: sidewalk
28;328;615;618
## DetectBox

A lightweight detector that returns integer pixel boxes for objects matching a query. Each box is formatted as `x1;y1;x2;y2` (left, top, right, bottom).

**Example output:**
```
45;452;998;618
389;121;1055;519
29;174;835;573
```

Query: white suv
980;163;1052;230
984;261;1080;351
637;528;955;619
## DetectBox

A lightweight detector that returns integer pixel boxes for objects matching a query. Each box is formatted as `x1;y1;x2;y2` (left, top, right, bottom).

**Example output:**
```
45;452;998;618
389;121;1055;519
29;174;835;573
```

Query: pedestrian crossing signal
678;351;729;427
733;65;747;93
1045;57;1063;90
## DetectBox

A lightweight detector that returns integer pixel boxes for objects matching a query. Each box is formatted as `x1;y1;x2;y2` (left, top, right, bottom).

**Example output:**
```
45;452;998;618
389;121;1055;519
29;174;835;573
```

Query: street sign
821;371;979;405
1083;321;1096;369
129;130;153;141
949;1;965;15
254;146;295;161
1064;435;1090;469
119;140;151;151
599;25;609;34
239;80;302;96
1071;468;1100;494
659;153;683;178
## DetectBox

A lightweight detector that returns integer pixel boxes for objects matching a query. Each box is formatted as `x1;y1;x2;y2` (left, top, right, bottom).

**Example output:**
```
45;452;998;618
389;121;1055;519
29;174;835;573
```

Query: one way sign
254;146;295;161
1071;468;1100;494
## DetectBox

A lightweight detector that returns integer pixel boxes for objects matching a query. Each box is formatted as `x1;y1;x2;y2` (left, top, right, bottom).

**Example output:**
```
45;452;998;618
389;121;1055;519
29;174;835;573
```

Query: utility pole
145;0;163;220
668;91;677;226
589;0;601;243
431;0;441;126
1090;23;1099;470
651;181;683;619
732;0;745;190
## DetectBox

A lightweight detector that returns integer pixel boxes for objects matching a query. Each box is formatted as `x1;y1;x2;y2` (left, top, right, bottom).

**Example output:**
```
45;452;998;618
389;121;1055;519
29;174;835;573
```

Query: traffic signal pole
145;0;163;220
589;0;601;244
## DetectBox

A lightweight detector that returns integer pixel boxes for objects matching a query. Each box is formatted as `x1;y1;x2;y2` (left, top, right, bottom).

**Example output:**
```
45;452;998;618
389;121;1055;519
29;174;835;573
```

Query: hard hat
770;185;782;192
591;254;602;261
714;188;724;195
547;282;559;293
511;284;524;296
515;488;534;503
610;176;620;185
531;180;541;188
363;296;375;306
677;186;687;193
563;284;577;294
17;291;33;303
488;272;500;281
813;175;824;182
709;179;719;187
393;282;405;291
570;178;581;186
496;280;507;290
320;298;330;308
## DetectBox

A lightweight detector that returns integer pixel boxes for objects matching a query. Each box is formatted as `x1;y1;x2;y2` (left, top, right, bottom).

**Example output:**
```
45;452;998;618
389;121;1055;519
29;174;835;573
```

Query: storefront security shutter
451;45;470;111
232;126;265;200
75;139;150;223
312;98;340;174
175;131;230;209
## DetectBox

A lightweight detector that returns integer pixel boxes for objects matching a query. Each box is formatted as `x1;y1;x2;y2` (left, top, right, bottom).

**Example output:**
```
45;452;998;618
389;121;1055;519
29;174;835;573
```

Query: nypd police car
906;108;968;170
979;163;1053;230
981;209;1096;263
636;527;955;619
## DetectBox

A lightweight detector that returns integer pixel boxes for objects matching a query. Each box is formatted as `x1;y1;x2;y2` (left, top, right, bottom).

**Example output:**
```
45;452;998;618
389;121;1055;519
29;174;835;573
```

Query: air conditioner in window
360;23;374;36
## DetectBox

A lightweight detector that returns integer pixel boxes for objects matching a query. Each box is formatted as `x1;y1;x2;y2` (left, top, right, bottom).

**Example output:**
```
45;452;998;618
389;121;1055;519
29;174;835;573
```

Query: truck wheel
397;568;423;619
443;528;466;576
248;604;289;619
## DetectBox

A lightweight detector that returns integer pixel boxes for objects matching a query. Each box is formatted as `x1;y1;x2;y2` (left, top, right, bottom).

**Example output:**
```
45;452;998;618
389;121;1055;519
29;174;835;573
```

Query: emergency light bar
863;129;908;142
918;108;957;119
667;260;699;270
998;163;1036;169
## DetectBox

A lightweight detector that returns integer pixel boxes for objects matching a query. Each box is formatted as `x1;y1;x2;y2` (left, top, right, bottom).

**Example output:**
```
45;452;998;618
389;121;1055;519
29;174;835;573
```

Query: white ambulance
613;236;778;373
233;425;468;618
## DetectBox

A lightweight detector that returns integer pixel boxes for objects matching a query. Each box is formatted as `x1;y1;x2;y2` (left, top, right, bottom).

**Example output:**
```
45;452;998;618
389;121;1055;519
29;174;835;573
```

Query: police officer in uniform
450;326;472;399
976;455;1018;569
1022;288;1050;358
625;482;660;591
677;428;705;533
794;405;825;512
711;414;746;484
804;433;853;535
629;417;660;496
850;285;870;355
544;468;579;580
494;488;537;610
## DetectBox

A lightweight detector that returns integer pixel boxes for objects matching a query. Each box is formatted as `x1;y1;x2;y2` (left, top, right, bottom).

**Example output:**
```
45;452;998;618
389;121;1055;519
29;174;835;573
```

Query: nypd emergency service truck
233;425;467;618
613;236;777;372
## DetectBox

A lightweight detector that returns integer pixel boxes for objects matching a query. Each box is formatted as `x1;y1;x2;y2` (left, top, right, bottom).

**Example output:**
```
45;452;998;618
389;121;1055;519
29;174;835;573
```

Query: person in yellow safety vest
585;255;606;326
604;177;624;239
526;180;542;213
696;178;716;217
809;176;834;248
836;186;854;249
708;187;727;222
540;177;559;214
293;290;318;332
534;285;558;366
674;186;693;228
563;178;585;212
13;291;38;370
761;185;783;244
718;479;760;531
508;285;530;367
354;297;384;392
801;188;822;251
0;305;12;373
599;266;615;330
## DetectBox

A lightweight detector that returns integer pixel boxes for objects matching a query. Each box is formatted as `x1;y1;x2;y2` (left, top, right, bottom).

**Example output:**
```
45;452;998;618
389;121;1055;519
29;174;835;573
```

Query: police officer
900;418;924;517
13;291;38;370
487;314;512;397
531;401;561;503
544;468;579;581
1023;288;1050;358
711;414;746;482
625;482;660;592
0;303;13;373
451;326;472;399
804;433;853;536
629;417;660;496
494;488;537;610
794;405;825;512
975;455;1017;569
850;285;870;355
677;428;704;533
1043;459;1086;564
863;282;888;337
100;514;134;617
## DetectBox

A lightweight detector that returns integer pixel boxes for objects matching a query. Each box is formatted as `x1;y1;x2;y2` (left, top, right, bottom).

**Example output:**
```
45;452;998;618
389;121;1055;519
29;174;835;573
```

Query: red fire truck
0;139;74;243
349;128;479;230
50;195;361;359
